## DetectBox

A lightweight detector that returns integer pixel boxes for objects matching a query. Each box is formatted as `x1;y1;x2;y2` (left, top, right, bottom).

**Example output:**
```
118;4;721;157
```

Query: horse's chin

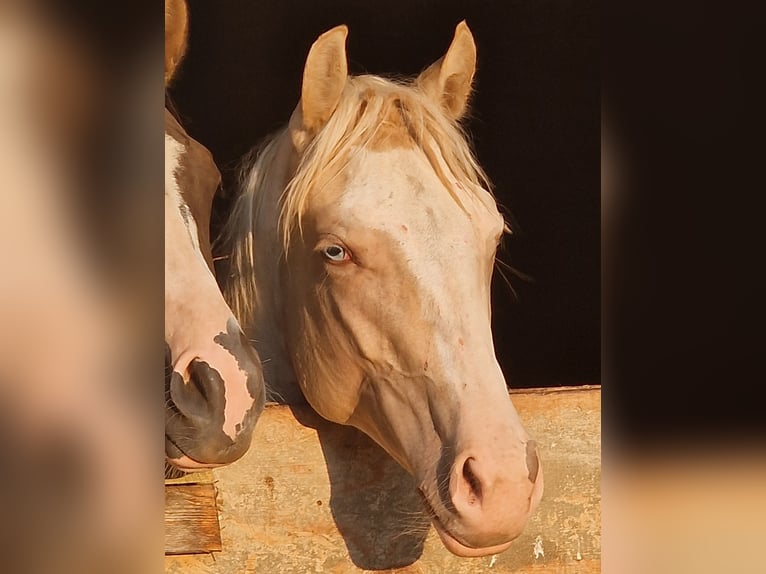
165;438;226;472
166;454;224;472
430;515;514;558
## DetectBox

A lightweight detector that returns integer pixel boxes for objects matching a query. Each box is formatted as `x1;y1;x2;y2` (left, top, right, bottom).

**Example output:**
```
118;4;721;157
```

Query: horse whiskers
495;256;533;283
265;386;286;403
494;262;519;301
164;425;196;439
391;523;432;539
393;505;429;516
393;517;428;529
163;408;194;430
383;502;432;540
165;464;189;480
435;478;452;499
392;523;432;540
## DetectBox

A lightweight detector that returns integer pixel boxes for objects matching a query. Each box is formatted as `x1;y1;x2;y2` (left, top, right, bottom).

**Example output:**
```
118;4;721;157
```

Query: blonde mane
223;73;496;325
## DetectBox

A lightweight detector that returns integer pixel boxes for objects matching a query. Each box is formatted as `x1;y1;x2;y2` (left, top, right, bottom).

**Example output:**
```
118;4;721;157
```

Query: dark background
169;0;599;390
602;1;764;443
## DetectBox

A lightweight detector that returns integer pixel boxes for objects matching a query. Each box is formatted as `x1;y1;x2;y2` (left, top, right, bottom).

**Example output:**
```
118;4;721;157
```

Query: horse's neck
249;137;306;405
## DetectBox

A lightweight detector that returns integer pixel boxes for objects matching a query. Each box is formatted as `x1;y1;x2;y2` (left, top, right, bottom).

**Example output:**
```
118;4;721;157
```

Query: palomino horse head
164;0;264;471
225;22;542;555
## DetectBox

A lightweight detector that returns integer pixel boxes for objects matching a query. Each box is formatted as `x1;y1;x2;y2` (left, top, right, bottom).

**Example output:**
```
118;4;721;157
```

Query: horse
222;22;543;556
164;0;265;471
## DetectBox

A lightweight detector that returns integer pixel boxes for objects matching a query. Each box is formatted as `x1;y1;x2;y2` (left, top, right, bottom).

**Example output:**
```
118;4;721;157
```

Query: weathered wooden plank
165;483;222;555
165;386;600;573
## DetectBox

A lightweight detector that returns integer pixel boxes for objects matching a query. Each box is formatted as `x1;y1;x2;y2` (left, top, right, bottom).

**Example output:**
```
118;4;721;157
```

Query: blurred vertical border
0;1;163;573
603;0;764;572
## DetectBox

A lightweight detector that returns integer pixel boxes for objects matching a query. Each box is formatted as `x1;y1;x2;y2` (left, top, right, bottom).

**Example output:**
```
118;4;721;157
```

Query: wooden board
165;479;222;554
165;385;601;573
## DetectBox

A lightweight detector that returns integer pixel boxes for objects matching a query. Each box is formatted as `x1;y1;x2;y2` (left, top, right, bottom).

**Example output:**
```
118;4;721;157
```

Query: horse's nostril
188;360;216;399
169;361;225;420
462;457;482;504
526;440;540;483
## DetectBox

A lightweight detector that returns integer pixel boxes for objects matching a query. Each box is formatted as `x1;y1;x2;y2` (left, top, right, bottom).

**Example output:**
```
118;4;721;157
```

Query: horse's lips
166;454;224;471
165;436;226;471
430;515;514;558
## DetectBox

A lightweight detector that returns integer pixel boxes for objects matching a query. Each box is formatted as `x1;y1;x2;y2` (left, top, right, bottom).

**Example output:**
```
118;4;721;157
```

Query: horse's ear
165;0;189;87
291;25;349;148
415;21;477;120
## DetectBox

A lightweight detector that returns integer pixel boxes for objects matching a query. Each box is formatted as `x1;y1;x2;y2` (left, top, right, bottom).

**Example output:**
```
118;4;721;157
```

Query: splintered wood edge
164;483;222;555
165;469;215;486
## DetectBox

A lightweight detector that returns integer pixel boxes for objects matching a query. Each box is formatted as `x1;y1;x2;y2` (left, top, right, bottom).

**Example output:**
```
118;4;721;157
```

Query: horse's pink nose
449;440;543;548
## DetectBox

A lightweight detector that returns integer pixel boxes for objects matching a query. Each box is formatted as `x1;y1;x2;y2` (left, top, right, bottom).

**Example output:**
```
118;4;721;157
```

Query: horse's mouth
418;489;514;558
165;436;225;472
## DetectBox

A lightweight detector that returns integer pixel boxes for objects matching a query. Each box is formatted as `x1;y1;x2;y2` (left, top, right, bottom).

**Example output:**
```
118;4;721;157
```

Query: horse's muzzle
165;359;261;467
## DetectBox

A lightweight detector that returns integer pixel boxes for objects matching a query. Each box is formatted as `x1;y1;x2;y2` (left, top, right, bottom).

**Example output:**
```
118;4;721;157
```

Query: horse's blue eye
323;245;347;262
